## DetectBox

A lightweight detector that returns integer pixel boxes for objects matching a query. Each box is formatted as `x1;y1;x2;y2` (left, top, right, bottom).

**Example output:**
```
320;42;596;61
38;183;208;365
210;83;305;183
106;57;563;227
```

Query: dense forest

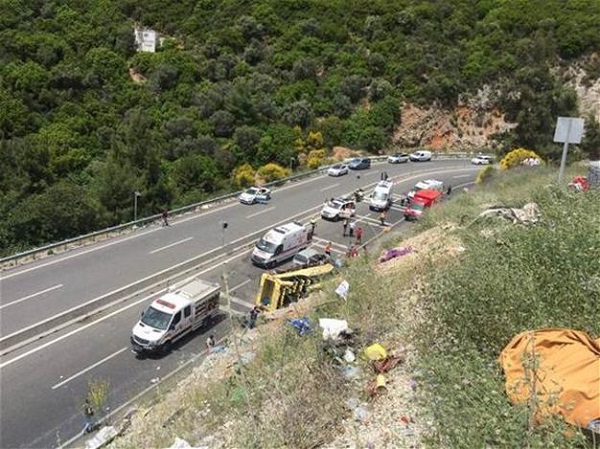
1;0;599;256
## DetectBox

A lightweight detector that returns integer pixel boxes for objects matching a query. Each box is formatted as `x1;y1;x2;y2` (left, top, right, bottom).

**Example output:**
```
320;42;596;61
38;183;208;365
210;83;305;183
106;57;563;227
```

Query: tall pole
133;192;138;222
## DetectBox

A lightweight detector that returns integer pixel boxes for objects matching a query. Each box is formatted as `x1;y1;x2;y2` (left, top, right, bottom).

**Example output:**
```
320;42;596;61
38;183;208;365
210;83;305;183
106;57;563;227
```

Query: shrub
306;149;326;169
256;163;290;182
475;165;494;184
500;148;543;170
233;163;256;188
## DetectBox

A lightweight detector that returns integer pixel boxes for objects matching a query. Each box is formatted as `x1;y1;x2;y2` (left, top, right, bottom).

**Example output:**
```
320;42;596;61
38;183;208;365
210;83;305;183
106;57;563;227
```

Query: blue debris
289;317;312;336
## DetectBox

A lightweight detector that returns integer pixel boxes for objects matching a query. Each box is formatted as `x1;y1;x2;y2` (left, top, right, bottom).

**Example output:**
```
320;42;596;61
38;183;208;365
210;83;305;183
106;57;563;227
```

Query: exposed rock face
561;53;600;123
393;56;600;152
393;100;516;152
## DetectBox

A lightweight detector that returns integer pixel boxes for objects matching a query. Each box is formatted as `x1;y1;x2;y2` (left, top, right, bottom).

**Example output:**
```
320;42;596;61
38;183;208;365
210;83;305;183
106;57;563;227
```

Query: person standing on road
325;241;332;258
342;217;349;237
355;226;363;245
83;399;95;434
206;335;216;352
308;219;316;240
379;211;386;226
161;209;169;227
248;306;260;329
447;185;452;195
349;220;355;238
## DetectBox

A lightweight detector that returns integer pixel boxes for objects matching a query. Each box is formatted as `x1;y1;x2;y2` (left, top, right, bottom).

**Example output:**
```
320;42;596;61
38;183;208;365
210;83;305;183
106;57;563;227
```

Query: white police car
239;186;271;205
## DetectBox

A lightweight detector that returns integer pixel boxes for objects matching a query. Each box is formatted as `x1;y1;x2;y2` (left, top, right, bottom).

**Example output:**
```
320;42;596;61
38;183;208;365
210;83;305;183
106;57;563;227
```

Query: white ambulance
251;221;312;268
131;278;220;355
368;179;394;211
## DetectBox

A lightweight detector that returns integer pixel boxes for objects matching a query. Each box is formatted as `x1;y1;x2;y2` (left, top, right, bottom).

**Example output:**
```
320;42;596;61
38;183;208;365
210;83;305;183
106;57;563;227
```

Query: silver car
327;163;349;177
387;153;409;164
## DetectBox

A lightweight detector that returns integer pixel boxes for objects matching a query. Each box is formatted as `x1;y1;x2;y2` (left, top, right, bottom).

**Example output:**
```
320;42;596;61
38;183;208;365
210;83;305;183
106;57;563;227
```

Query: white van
409;150;433;162
369;179;394;211
251;221;312;268
131;278;220;355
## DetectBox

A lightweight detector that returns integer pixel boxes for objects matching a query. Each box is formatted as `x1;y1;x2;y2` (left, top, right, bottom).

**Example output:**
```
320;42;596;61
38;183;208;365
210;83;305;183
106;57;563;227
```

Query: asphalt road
0;160;480;448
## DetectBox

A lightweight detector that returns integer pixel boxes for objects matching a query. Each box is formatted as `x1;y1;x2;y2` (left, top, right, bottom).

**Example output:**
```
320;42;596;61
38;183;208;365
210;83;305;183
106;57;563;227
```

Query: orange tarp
499;328;600;429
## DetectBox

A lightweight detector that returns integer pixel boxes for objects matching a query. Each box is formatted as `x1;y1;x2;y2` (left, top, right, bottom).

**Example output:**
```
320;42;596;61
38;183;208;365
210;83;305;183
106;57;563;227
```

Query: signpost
553;117;584;183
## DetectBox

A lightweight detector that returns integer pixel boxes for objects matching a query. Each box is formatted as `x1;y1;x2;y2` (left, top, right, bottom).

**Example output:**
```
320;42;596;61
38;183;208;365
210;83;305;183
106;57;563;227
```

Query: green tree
210;110;236;137
580;115;600;160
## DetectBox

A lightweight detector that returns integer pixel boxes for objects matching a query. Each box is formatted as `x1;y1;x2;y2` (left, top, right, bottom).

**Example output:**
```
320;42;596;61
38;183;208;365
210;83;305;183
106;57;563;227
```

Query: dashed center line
149;237;194;255
246;206;275;219
320;183;340;192
1;284;64;310
51;347;128;390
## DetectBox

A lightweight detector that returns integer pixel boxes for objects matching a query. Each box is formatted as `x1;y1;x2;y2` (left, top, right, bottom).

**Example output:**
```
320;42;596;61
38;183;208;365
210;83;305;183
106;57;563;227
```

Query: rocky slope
393;57;600;152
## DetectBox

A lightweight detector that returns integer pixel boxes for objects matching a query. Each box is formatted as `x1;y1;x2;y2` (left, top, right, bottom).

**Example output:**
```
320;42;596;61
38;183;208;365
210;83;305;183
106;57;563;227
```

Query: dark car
292;248;329;268
348;157;371;170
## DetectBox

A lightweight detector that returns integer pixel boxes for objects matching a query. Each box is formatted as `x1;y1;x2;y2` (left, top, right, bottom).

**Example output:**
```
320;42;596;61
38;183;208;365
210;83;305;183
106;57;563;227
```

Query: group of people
341;217;364;243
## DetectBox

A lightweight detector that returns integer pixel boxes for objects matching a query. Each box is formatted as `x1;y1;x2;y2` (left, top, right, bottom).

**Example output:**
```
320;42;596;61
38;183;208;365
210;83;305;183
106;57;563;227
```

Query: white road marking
246;206;275;219
320;183;340;192
0;284;63;310
361;171;380;177
149;237;193;255
0;250;250;369
229;279;251;293
51;347;128;390
226;295;254;309
452;174;470;179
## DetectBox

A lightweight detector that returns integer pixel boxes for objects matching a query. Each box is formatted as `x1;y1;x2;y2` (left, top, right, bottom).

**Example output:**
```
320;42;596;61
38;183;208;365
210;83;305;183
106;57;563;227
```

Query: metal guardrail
0;152;484;268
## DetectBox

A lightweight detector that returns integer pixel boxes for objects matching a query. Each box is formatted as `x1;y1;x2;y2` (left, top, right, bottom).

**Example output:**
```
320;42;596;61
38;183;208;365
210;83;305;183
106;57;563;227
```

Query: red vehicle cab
402;189;442;220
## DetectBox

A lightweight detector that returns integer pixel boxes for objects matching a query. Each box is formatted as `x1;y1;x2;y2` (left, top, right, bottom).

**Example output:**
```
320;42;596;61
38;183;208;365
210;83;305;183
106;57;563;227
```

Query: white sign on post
554;117;585;183
553;117;584;144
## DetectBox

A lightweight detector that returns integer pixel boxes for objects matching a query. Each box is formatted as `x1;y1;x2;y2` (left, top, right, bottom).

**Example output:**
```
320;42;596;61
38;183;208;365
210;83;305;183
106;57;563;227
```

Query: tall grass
411;167;600;448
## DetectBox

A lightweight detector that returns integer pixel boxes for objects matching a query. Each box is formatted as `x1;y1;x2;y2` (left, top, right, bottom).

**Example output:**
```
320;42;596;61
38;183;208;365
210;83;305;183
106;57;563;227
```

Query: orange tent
499;328;600;429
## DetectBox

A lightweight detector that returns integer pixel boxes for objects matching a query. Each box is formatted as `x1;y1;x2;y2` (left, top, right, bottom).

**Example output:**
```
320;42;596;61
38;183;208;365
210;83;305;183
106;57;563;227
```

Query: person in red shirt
355;226;363;244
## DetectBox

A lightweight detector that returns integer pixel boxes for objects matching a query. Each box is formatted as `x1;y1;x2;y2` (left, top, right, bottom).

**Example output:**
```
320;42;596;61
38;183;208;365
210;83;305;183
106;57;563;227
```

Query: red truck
402;189;442;220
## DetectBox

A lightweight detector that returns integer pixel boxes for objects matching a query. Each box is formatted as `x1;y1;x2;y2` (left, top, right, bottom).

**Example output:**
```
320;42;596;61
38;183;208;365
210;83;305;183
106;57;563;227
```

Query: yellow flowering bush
257;163;291;182
499;148;543;170
307;149;327;169
233;163;255;188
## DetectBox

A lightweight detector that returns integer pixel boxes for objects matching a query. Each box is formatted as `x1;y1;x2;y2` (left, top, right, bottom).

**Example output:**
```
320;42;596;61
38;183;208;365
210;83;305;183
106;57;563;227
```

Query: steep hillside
1;0;600;255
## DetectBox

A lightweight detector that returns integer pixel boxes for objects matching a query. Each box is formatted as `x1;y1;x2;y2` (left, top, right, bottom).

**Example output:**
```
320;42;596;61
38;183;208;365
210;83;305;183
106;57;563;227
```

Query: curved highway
0;160;480;448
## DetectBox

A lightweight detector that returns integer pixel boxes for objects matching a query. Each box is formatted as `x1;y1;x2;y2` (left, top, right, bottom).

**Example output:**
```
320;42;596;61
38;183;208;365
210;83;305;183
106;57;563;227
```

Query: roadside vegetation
108;165;600;448
2;0;600;255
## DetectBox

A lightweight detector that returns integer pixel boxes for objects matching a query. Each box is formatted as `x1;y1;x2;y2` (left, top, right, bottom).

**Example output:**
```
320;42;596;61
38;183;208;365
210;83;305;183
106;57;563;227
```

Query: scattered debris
379;247;413;263
365;344;388;361
166;437;209;449
84;426;118;449
476;202;541;225
334;280;350;300
499;328;600;429
289;317;312;336
319;318;350;341
568;175;590;191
